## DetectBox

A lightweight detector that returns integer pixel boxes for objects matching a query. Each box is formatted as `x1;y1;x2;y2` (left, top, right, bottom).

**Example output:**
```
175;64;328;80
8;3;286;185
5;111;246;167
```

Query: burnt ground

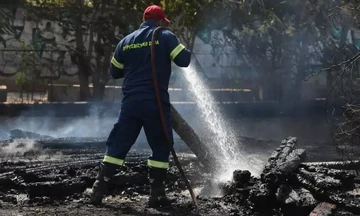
0;143;246;216
1;137;360;216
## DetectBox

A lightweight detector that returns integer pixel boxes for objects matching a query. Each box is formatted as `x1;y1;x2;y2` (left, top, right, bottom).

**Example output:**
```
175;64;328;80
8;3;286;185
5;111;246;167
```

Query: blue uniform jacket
109;21;191;104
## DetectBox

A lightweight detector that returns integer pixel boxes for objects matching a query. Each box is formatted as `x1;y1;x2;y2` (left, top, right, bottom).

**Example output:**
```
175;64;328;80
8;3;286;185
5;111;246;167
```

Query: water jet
181;63;258;182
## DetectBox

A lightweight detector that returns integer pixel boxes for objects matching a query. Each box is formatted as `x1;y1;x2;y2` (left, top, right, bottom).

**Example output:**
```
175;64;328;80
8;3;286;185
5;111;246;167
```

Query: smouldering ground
0;145;243;216
1;136;360;216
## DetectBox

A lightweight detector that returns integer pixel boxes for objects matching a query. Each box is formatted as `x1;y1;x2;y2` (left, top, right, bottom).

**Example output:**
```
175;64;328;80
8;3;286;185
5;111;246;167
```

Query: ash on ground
0;147;240;216
0;134;360;216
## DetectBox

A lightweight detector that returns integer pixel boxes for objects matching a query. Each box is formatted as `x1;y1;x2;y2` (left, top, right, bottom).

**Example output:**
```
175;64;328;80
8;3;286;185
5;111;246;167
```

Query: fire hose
151;26;199;214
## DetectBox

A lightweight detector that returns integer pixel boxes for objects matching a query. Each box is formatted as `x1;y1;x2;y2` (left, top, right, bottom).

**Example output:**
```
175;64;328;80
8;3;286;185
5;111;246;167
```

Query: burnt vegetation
1;132;360;215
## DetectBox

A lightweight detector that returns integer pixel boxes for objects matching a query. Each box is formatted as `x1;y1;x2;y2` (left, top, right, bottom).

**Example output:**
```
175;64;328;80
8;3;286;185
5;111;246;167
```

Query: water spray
181;64;257;180
151;27;199;214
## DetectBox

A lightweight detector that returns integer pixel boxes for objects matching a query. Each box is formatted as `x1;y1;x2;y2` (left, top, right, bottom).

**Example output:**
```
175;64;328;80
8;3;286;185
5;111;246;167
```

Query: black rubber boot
86;162;116;205
148;167;172;208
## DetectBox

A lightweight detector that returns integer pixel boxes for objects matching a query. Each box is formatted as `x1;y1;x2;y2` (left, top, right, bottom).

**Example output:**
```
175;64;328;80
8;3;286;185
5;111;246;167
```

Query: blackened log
303;165;355;179
276;185;318;216
295;173;330;202
248;181;276;209
170;104;216;169
249;137;305;210
303;160;360;170
275;184;292;204
276;185;317;207
294;173;360;213
277;149;306;174
277;137;297;163
262;139;288;175
297;168;344;190
262;148;306;185
297;188;318;208
301;166;355;189
261;137;298;180
335;192;360;214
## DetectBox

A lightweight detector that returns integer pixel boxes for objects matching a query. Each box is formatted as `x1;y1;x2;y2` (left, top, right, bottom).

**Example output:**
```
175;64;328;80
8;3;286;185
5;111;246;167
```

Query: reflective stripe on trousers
148;159;169;169
103;155;125;166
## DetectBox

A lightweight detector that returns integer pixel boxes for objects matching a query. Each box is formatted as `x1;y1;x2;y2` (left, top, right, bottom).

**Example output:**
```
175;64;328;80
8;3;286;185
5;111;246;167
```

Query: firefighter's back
120;22;172;104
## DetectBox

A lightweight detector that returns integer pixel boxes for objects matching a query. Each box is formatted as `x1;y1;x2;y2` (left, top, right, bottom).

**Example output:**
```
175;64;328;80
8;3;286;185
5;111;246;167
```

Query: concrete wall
0;8;78;84
1;7;359;101
0;8;241;83
0;10;260;102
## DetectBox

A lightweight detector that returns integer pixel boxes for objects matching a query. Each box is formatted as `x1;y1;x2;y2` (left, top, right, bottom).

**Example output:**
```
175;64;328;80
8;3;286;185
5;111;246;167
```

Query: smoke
0;138;66;161
0;139;37;156
0;105;116;138
0;129;10;140
0;102;191;151
36;151;64;161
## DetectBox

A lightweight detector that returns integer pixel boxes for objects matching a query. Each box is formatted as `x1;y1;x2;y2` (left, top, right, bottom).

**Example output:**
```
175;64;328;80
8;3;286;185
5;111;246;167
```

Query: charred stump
248;137;308;211
242;136;360;215
170;104;217;170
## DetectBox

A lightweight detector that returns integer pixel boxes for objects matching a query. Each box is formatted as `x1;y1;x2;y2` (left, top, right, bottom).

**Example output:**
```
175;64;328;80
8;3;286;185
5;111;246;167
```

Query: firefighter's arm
165;31;191;67
110;42;124;79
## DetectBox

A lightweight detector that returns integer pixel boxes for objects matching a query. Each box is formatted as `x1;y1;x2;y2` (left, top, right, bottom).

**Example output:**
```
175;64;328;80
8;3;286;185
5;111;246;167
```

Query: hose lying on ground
151;26;199;214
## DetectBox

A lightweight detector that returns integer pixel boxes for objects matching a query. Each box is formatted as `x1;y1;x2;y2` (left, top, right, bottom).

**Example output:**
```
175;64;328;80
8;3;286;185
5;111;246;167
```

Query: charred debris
0;130;360;215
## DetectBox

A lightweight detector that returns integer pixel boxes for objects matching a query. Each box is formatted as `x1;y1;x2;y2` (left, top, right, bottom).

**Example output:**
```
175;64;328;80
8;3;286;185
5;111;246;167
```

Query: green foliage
14;39;41;94
0;8;16;47
1;0;352;98
15;0;207;100
198;0;340;100
162;0;211;47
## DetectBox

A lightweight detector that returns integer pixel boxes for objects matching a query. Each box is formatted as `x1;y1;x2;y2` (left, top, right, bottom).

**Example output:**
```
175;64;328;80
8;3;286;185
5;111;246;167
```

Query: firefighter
87;5;191;208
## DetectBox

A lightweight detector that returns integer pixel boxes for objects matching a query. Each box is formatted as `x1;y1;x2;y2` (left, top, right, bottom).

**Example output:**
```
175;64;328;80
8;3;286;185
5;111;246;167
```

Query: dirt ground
2;136;360;216
0;196;231;216
0;142;244;216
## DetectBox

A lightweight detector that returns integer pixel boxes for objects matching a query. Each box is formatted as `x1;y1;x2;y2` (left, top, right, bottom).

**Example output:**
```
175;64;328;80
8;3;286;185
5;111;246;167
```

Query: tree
0;1;23;55
23;0;123;100
19;0;209;101
163;0;213;49
196;0;332;101
320;0;360;160
14;39;42;101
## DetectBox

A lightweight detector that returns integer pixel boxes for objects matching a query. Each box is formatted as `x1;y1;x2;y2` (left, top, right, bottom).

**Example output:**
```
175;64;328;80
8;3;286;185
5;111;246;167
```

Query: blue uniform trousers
103;100;172;170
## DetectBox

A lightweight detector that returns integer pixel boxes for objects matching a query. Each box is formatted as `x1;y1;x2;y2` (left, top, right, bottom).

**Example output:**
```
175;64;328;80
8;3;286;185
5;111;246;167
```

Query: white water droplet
182;64;260;182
